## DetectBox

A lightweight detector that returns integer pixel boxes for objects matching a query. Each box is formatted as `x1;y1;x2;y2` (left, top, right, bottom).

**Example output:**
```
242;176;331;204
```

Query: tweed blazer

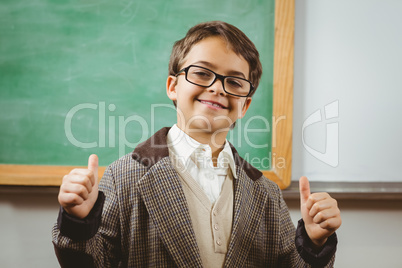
53;127;337;267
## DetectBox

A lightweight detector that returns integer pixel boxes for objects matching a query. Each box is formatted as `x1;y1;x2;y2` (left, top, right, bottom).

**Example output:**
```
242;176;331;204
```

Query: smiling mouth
198;99;227;109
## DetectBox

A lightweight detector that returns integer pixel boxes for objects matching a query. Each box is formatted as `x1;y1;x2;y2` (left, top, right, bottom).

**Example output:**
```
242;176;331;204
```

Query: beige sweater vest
175;159;234;268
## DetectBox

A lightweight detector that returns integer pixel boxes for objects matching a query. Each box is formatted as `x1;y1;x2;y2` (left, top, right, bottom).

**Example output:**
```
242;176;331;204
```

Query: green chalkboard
0;0;274;168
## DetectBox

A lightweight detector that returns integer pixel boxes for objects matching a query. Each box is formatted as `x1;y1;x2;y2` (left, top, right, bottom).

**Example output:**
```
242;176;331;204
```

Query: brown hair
168;21;263;96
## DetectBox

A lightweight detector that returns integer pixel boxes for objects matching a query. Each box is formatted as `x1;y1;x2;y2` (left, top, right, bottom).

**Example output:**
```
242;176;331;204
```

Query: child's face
167;36;252;138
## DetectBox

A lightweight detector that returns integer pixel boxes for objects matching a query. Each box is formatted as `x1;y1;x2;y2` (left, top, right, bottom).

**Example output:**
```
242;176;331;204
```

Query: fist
299;176;342;247
58;154;99;219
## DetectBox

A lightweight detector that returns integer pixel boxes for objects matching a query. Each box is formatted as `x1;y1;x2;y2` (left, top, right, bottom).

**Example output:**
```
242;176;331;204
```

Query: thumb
88;154;99;185
299;176;311;205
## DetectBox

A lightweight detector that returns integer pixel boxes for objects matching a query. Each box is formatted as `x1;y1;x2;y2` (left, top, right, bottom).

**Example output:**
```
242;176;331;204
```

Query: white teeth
201;100;224;108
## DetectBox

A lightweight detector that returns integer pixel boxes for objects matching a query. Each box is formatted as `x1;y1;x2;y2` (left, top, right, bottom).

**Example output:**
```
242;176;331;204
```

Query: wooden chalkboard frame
0;0;295;189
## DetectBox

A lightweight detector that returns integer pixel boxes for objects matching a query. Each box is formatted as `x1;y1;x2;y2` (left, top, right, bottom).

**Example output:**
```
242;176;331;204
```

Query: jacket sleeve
52;166;122;268
276;185;337;268
295;219;337;267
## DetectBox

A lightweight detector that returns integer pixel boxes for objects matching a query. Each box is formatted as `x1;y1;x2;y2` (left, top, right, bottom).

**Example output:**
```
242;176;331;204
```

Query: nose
207;78;226;96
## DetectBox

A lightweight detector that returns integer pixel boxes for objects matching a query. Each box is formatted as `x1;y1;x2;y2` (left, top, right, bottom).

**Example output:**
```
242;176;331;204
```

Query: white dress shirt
167;124;237;204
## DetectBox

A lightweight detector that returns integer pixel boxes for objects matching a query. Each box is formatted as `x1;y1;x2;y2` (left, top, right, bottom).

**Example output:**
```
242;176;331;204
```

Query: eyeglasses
175;65;254;97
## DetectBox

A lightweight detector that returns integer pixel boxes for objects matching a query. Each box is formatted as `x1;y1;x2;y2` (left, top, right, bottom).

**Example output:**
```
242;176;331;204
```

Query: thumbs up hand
299;176;342;247
58;154;99;219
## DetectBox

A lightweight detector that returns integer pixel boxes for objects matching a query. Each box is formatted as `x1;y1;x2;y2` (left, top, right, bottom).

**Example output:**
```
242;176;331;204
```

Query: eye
193;70;212;78
189;67;213;82
226;78;244;89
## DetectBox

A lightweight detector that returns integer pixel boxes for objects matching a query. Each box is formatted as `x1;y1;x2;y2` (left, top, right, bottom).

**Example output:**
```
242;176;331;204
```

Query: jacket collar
132;127;263;181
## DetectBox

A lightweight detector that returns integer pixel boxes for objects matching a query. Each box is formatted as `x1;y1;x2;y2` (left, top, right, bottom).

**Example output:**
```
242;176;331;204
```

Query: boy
53;21;341;267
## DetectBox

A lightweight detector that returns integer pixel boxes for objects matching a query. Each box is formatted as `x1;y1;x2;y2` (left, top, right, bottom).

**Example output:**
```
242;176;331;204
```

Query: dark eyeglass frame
175;65;254;97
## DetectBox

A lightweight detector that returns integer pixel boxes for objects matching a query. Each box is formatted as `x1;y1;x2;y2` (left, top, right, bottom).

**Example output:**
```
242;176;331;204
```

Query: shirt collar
167;124;237;178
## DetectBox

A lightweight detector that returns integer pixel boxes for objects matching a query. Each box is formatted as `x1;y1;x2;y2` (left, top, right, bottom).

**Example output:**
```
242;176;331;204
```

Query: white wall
291;0;402;267
288;200;402;268
0;190;60;268
292;0;402;182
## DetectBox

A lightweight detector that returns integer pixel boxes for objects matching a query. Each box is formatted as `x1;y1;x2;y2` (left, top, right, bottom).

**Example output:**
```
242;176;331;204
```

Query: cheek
175;87;198;107
231;99;245;112
233;100;249;118
179;86;203;100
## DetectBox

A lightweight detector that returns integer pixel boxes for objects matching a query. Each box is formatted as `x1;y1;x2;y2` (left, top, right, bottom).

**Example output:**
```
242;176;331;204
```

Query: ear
166;75;178;101
238;98;252;119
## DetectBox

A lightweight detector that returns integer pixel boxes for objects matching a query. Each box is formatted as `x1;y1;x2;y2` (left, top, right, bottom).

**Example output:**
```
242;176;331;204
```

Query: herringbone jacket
52;128;336;267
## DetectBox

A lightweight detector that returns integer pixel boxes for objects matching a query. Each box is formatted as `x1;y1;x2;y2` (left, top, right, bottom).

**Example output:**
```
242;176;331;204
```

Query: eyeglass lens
186;66;250;96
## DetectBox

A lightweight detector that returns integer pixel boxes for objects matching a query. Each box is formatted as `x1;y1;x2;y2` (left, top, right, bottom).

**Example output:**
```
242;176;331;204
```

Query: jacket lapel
224;166;269;267
136;157;203;267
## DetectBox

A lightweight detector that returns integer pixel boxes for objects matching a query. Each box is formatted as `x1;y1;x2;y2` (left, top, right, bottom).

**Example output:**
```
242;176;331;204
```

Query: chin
196;120;231;134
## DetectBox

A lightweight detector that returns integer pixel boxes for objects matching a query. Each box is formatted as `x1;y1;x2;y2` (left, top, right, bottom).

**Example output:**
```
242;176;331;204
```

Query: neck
176;124;228;161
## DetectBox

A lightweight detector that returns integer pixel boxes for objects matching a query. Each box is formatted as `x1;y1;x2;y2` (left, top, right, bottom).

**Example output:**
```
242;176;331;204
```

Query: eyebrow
192;61;247;79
